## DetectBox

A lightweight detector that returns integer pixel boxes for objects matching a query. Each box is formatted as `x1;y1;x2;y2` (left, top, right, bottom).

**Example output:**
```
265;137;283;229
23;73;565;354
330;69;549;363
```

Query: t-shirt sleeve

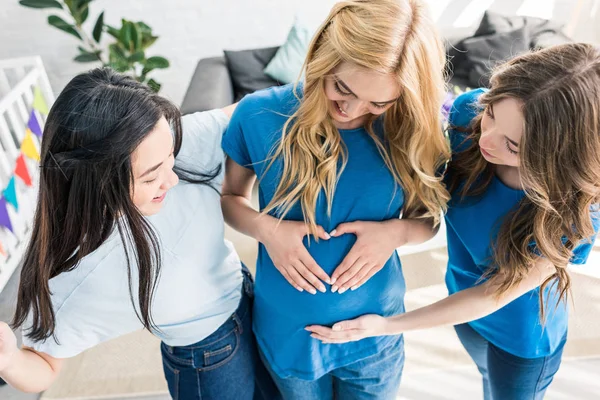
21;250;140;358
221;97;255;171
21;303;133;359
447;88;487;154
177;109;230;172
570;211;600;265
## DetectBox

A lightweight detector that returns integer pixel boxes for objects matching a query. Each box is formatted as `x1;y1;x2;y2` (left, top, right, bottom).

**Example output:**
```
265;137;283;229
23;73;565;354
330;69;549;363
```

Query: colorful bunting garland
0;86;47;256
3;177;18;211
21;130;40;162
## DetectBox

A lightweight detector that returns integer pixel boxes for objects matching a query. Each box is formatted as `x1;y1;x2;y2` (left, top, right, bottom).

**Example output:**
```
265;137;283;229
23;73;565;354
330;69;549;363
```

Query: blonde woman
221;0;449;398
309;43;600;399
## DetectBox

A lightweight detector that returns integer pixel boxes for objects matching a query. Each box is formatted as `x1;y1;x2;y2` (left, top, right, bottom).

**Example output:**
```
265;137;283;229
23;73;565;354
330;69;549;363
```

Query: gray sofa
181;56;236;114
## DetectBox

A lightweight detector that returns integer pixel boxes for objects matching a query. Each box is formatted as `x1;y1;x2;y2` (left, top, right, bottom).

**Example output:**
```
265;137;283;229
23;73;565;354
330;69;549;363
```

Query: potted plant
20;0;170;92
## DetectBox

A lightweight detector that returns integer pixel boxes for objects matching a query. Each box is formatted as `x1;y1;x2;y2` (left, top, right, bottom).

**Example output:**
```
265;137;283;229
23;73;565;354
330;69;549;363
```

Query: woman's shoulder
234;83;301;123
449;88;487;129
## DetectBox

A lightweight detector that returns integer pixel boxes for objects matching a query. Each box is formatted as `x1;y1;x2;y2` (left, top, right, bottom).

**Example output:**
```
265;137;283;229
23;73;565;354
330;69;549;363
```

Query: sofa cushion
449;11;571;88
263;18;313;84
224;46;281;101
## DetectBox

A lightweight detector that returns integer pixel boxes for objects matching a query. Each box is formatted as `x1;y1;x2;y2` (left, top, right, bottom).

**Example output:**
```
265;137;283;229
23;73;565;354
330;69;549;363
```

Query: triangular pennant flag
0;240;6;258
21;130;40;162
15;154;33;187
33;87;49;115
28;110;43;137
2;176;18;211
0;197;13;233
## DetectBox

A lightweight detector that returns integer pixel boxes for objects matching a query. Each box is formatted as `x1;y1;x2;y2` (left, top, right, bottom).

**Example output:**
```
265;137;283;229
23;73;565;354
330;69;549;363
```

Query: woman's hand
262;220;332;294
330;220;405;293
305;314;389;343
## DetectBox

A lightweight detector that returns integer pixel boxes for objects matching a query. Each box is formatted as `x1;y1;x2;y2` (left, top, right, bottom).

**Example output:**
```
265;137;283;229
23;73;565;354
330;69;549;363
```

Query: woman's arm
221;158;331;293
307;258;556;342
0;322;63;393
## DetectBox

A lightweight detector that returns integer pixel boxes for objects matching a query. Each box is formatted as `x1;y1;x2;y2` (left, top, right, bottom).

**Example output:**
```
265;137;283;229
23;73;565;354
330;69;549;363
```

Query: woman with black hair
0;68;268;400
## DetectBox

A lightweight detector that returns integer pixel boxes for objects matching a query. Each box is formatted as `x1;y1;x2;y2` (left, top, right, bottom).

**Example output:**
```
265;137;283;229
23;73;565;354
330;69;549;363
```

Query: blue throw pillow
263;19;312;84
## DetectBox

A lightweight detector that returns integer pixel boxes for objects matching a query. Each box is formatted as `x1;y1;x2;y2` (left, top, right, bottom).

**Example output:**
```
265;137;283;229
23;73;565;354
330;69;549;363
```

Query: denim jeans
263;335;405;400
454;323;566;400
161;267;277;400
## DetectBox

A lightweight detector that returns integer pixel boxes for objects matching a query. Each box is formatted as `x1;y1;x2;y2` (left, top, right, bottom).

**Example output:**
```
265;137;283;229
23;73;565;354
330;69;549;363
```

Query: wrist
382;314;404;336
255;214;278;244
384;219;409;247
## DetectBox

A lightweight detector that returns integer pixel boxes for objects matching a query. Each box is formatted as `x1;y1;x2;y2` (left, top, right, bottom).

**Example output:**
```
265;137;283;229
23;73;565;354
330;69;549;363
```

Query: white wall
0;0;592;105
0;0;338;105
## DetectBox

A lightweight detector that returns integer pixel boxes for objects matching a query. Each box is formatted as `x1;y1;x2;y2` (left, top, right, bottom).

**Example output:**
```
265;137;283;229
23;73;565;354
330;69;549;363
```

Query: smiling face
324;61;401;130
130;117;179;216
479;97;524;168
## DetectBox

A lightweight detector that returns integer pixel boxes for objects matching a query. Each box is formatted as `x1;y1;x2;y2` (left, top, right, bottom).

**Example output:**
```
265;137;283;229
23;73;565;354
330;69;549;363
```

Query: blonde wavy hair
262;0;450;235
447;43;600;320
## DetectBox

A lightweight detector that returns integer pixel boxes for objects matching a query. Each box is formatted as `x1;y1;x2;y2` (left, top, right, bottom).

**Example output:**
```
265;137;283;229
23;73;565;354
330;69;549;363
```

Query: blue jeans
161;268;277;400
263;335;404;400
454;323;566;400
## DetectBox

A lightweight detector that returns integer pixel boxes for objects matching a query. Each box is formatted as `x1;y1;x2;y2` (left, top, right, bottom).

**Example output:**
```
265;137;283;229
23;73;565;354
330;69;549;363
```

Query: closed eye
334;81;352;96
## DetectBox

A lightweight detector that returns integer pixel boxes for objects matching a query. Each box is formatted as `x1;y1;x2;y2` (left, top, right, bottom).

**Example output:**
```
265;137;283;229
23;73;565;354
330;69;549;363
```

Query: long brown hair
263;0;450;233
13;68;220;342
447;43;600;319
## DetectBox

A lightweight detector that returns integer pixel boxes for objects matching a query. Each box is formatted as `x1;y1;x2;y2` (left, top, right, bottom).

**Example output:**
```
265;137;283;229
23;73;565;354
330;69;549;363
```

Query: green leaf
136;21;152;34
74;52;100;62
119;19;132;47
106;25;120;39
92;11;104;42
48;15;82;40
19;0;62;9
129;51;145;63
141;35;158;50
108;43;130;72
130;23;140;51
147;78;161;92
145;56;169;69
79;4;89;24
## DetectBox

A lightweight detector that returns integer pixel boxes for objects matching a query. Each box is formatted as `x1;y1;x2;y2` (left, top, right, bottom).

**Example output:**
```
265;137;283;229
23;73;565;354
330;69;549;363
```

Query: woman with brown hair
309;43;600;399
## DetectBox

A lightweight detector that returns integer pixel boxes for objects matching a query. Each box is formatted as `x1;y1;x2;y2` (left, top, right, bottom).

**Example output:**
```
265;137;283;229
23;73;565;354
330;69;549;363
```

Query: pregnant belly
253;239;406;331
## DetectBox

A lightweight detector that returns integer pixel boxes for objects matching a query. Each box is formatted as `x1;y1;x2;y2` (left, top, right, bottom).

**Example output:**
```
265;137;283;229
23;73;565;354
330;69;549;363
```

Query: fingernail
319;286;326;293
304;327;310;331
330;229;337;237
351;285;358;291
333;325;342;331
310;334;316;338
309;288;317;295
330;277;337;285
324;232;331;240
331;285;338;293
296;287;304;292
338;287;347;294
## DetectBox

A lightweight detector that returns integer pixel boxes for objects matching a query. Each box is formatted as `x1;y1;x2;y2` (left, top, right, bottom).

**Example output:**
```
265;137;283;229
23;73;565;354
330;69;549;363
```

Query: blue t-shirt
222;84;406;379
445;89;599;358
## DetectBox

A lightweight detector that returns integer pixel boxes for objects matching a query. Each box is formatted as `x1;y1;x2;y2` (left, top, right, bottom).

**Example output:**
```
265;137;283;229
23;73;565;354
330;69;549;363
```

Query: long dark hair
13;68;220;342
447;43;600;320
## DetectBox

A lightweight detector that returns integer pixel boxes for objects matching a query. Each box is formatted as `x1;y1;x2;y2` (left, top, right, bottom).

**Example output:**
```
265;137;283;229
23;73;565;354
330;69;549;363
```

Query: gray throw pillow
224;47;281;101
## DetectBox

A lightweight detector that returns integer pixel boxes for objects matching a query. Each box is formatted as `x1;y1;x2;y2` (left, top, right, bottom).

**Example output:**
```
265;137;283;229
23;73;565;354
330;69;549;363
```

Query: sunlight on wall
426;0;454;22
516;0;555;19
452;0;495;27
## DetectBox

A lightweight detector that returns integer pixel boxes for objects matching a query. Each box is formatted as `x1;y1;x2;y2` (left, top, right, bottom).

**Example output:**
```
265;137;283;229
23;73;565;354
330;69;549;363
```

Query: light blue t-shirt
445;89;599;358
23;110;244;358
222;84;406;380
